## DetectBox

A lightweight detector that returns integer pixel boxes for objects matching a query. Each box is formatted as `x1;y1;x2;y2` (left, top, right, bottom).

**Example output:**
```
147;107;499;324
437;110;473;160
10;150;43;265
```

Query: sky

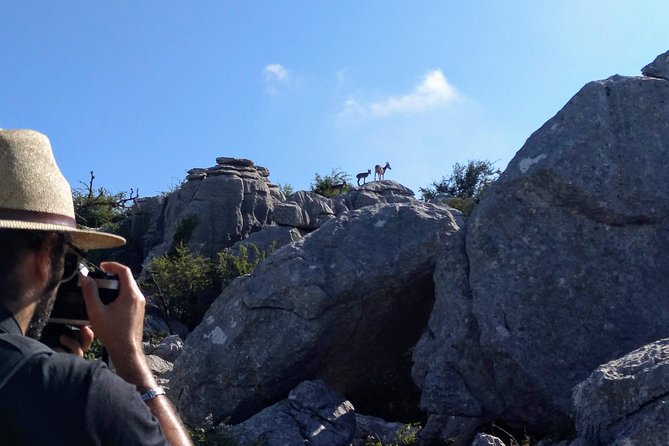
1;1;668;198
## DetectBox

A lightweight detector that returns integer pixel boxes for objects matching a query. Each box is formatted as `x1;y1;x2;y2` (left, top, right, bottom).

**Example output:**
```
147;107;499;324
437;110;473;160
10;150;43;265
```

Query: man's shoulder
0;332;54;389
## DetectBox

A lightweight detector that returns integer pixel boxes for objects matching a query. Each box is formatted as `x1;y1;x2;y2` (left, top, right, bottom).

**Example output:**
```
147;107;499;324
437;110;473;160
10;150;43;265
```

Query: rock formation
123;50;669;444
169;202;463;425
413;49;669;439
570;338;669;445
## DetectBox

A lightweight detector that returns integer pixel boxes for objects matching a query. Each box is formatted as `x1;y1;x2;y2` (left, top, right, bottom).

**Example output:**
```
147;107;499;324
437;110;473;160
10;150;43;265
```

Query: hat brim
0;220;126;250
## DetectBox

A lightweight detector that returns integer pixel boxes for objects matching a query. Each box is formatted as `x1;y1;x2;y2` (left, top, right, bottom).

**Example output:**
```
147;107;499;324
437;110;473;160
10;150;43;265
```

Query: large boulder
413;51;669;436
169;202;463;425
571;338;669;445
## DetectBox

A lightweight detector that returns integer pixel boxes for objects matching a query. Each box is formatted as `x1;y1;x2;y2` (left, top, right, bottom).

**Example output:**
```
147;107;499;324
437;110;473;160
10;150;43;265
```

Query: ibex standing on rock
356;169;371;186
374;162;391;181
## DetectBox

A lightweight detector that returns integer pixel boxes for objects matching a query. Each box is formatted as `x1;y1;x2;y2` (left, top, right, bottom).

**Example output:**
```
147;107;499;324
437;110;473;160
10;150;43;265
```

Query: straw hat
0;129;126;250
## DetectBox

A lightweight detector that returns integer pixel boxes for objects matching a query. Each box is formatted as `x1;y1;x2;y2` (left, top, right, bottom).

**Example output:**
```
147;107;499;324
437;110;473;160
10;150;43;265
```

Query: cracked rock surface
412;51;669;437
216;380;356;446
571;338;669;445
169;201;463;425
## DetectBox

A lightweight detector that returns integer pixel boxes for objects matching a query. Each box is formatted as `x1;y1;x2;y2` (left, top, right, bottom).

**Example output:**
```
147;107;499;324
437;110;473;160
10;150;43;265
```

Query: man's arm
81;262;192;446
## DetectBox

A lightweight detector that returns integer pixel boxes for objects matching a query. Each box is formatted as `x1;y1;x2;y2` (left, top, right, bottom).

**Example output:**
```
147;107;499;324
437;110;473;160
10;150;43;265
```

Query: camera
48;269;120;326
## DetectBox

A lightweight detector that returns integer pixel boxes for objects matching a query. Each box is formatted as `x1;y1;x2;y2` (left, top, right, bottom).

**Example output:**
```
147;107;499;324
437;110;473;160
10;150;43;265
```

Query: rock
146;355;174;376
271;191;338;230
337;180;415;210
152;334;184;362
571;338;669;445
139;159;278;259
169;202;463;425
143;306;171;338
167;319;190;340
215;380;355;446
470;433;505;446
142;341;154;355
216;156;255;167
412;50;669;435
224;226;303;265
642;49;669;80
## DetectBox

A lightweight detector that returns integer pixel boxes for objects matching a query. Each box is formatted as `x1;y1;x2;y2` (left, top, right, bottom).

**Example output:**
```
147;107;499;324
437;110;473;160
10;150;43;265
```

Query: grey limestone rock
337;180;415;210
216;156;255;167
169;202;463;425
412;50;669;435
146;355;173;376
215;380;355;446
141;159;278;259
571;338;669;445
642;49;669;80
271;191;338;230
152;334;184;363
470;433;505;446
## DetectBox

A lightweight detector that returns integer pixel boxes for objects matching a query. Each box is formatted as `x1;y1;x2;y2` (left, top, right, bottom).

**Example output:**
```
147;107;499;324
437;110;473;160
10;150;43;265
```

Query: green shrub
84;338;104;360
144;242;276;330
145;243;215;329
311;168;350;197
420;160;500;216
216;243;275;287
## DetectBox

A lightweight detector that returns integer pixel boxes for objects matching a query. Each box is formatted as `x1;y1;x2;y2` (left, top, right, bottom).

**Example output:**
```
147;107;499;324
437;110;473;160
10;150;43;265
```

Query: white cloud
262;64;290;95
263;63;289;82
338;69;459;119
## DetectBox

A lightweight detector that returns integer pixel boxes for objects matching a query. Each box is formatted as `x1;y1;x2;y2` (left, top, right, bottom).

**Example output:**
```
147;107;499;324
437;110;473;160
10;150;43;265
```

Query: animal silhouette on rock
356;169;371;186
374;162;391;181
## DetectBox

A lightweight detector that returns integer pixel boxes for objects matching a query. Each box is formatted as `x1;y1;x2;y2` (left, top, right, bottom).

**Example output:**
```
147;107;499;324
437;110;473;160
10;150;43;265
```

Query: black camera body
48;270;120;326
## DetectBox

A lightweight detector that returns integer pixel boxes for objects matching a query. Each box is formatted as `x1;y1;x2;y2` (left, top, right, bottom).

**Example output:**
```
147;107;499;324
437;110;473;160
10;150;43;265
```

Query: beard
25;263;63;340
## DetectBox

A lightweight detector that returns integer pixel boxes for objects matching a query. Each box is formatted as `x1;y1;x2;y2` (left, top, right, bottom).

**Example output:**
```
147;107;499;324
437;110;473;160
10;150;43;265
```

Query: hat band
0;207;76;228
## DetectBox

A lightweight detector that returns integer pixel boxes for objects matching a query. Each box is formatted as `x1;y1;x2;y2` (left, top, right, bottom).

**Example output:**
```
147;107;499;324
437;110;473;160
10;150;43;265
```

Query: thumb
80;274;103;319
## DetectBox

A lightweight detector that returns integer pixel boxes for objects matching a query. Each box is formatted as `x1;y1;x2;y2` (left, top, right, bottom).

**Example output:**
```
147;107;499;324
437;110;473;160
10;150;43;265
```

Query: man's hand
80;261;145;359
53;325;94;357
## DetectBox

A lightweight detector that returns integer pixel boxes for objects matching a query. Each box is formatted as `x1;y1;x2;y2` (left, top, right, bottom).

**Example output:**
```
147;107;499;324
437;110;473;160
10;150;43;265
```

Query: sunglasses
61;243;98;284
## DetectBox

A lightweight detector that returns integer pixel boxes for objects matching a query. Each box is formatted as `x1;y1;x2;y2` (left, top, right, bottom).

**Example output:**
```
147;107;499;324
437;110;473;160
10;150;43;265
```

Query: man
0;129;192;445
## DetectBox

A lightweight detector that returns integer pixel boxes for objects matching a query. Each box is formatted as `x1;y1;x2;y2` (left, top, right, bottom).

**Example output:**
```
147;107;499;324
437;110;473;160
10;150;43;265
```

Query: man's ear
33;237;56;285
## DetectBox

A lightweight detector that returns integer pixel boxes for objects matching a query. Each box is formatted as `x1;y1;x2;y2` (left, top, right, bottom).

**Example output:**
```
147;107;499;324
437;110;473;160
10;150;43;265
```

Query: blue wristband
140;387;166;402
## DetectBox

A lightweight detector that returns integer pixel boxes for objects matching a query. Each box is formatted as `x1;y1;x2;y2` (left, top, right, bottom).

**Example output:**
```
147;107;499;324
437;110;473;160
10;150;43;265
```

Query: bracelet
140;387;166;402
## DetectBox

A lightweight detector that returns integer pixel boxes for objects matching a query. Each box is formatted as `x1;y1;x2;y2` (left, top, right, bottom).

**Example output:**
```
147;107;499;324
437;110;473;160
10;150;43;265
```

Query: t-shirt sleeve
84;362;170;446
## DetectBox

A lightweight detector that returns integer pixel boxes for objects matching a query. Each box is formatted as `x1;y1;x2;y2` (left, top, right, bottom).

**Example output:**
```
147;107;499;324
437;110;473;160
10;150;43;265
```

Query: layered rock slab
571;338;669;445
413;53;669;434
169;202;463;425
216;380;355;446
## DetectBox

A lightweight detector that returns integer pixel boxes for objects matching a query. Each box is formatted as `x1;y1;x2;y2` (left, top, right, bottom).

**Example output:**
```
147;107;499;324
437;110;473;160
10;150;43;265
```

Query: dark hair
0;229;71;304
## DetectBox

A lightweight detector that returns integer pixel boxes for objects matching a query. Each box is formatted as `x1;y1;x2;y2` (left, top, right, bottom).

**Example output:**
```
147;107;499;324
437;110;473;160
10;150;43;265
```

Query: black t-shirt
0;308;169;445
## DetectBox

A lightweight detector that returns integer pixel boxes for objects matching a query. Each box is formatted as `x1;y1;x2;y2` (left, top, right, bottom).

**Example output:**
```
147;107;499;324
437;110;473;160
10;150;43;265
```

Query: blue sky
1;2;668;198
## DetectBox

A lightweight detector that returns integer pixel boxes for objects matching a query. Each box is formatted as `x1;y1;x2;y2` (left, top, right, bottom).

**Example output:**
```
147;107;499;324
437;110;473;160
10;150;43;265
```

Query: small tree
420;160;500;216
278;183;294;196
310;168;351;197
72;171;138;229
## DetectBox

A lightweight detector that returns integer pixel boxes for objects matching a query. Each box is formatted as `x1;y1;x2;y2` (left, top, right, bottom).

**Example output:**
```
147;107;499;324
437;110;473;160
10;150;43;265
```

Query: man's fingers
58;335;83;357
80;326;95;352
81;274;103;313
100;262;143;297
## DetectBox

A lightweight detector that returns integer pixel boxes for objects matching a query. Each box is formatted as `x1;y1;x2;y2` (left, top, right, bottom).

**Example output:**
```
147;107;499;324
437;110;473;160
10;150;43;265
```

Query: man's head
0;229;70;337
0;129;127;336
